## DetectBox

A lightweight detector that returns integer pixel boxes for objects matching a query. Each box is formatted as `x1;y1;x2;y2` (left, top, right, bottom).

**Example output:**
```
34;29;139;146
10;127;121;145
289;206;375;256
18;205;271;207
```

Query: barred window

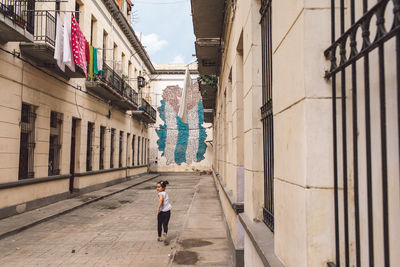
86;122;94;171
110;128;115;168
132;135;135;166
119;131;123;168
19;103;36;180
48;111;62;176
137;136;141;165
99;126;106;170
260;0;274;231
126;133;130;166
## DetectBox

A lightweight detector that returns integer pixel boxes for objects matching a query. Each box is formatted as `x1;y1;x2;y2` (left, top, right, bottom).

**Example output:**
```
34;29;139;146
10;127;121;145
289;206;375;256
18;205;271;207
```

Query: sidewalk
0;173;160;240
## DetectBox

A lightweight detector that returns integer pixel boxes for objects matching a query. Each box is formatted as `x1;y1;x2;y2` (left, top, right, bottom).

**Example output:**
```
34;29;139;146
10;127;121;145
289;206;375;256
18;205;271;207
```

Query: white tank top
159;191;172;212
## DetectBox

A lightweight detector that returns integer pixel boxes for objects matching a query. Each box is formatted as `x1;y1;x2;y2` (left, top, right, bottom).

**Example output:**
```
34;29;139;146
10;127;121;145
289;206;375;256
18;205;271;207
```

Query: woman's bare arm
157;193;163;213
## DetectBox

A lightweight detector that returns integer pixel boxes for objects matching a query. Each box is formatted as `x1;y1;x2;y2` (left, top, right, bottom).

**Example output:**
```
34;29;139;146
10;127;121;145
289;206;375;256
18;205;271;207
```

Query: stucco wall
0;0;151;212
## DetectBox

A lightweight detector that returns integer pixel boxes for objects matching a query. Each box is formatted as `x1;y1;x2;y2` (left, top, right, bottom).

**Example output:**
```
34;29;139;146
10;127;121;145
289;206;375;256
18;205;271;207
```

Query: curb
0;173;160;241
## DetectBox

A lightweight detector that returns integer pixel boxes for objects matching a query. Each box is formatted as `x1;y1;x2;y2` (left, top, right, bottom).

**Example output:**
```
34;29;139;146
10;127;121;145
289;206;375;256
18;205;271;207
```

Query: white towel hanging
63;14;75;72
54;13;65;72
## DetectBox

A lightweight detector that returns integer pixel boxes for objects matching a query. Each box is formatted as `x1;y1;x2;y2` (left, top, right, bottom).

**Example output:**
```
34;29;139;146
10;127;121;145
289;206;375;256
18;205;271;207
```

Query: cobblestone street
0;175;232;267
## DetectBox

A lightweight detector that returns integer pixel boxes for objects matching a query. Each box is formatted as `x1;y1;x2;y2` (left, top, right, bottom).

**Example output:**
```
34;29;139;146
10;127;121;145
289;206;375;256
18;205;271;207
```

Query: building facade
0;0;157;219
192;0;399;266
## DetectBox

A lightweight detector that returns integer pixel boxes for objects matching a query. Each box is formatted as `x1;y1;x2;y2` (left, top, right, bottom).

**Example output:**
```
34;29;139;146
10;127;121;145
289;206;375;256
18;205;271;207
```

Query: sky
131;0;196;64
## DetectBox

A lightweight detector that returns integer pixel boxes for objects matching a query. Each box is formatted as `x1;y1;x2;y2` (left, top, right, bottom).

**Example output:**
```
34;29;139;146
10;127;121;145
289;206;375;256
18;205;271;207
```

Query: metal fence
260;0;274;232
324;0;399;266
0;0;35;34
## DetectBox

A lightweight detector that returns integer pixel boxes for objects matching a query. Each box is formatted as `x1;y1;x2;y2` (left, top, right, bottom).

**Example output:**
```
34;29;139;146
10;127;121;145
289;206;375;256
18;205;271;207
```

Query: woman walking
156;180;171;243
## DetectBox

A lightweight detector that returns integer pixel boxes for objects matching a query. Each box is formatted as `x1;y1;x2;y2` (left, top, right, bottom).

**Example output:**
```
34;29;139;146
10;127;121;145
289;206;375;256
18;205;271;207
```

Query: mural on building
156;82;207;165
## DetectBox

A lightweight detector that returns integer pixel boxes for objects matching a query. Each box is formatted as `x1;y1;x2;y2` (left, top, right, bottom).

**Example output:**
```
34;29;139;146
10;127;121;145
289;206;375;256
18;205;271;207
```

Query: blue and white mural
156;82;207;165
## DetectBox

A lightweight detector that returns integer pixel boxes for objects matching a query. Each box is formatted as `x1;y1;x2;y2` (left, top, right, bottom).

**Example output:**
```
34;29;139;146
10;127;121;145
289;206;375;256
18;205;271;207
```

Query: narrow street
0;175;232;267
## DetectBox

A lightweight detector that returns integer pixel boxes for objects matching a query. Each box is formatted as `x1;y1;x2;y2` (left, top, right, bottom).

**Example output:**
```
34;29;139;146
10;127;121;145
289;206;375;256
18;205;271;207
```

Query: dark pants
157;210;171;237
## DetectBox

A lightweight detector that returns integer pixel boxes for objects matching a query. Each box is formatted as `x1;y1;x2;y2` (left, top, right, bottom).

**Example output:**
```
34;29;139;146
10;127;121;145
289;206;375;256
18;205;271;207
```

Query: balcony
19;10;86;80
131;98;157;124
85;63;138;111
0;0;34;43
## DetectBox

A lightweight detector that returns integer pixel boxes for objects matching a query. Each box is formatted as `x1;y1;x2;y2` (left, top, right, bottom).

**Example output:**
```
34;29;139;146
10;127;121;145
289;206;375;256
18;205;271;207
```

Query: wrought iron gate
260;0;274;232
324;0;399;266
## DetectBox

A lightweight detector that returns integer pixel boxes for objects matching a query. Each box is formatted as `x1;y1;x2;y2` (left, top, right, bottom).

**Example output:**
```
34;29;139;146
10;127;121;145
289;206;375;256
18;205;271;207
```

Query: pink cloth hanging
71;14;87;77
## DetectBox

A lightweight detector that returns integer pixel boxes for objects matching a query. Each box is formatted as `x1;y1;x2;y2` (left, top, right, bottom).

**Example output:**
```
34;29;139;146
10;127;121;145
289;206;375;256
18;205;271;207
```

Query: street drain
173;251;198;265
118;200;132;204
179;238;213;249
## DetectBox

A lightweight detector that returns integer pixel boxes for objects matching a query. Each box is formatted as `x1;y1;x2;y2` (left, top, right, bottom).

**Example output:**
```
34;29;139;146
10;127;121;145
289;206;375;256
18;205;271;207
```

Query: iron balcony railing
30;10;56;46
98;62;139;106
140;98;156;121
0;0;35;34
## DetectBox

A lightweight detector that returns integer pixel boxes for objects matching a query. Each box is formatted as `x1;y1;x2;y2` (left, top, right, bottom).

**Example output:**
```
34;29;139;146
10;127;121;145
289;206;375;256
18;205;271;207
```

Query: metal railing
324;0;399;266
140;98;156;121
31;10;55;46
0;0;35;34
98;62;138;106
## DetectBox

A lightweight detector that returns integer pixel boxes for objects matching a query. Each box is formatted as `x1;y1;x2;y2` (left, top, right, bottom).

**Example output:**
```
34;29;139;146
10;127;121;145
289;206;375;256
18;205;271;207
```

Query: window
75;1;81;24
137;136;140;165
119;131;123;168
18;103;36;180
132;135;135;166
56;0;60;12
110;128;115;168
113;43;118;70
128;61;132;86
141;136;144;165
260;0;274;231
147;139;150;164
99;126;105;170
86;122;94;171
126;133;130;166
103;30;108;64
121;52;126;75
90;16;97;46
49;111;62;176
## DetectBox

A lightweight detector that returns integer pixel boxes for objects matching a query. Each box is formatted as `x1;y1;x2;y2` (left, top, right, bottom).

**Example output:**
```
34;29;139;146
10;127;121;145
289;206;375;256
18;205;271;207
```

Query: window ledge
238;213;284;267
213;170;244;214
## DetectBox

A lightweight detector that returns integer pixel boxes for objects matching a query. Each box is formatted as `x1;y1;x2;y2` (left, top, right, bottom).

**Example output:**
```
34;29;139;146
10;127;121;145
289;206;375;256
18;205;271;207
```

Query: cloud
171;55;185;64
141;33;168;55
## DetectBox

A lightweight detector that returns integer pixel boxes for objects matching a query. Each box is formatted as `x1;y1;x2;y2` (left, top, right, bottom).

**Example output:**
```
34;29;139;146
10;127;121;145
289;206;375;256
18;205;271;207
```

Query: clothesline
54;13;103;78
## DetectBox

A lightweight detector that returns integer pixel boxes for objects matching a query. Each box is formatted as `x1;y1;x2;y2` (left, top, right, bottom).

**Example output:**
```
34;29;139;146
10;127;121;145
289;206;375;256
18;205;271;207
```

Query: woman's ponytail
159;180;169;188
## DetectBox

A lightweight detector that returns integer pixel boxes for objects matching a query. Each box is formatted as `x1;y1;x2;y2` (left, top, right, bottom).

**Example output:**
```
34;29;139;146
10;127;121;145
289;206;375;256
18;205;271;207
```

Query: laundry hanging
88;44;94;78
54;13;65;72
93;47;99;74
71;14;87;77
63;14;75;72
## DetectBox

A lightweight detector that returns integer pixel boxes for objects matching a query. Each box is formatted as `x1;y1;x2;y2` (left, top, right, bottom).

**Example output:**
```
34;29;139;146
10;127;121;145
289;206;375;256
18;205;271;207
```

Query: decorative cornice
101;0;155;74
